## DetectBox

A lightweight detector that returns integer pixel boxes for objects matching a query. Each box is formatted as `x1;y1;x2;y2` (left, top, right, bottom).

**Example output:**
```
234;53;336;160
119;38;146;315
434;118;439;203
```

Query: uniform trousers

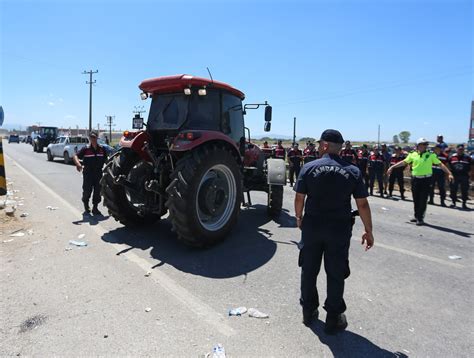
368;168;384;194
82;172;102;205
388;169;405;195
411;177;431;220
289;164;301;186
299;215;352;316
430;169;446;202
450;175;469;203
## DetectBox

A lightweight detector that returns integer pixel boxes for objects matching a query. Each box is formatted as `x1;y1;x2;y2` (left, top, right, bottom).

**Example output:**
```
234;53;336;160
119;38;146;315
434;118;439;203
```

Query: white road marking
352;232;464;269
5;154;235;337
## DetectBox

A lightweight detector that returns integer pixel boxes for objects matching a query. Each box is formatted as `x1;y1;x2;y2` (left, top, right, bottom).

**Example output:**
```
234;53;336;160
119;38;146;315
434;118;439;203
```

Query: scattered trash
248;308;269;319
69;240;87;247
27;229;34;235
381;207;389;211
65;247;73;251
145;271;152;277
408;327;415;332
103;334;108;338
3;239;14;243
145;307;152;312
367;298;373;302
403;349;410;354
448;255;462;260
228;307;247;316
5;207;16;217
19;314;47;333
20;213;29;218
211;343;226;358
46;206;58;211
9;232;25;237
77;233;86;240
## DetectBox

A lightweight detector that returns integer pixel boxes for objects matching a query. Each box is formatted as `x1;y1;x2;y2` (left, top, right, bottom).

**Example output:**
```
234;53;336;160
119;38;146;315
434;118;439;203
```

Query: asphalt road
1;141;473;357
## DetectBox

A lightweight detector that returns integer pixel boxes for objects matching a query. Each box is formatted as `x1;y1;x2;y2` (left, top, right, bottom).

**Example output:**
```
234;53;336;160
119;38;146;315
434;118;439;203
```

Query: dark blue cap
318;129;344;144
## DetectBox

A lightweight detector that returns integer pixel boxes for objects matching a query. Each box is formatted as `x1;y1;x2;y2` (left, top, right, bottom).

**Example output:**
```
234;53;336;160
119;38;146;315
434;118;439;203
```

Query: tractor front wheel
166;145;242;247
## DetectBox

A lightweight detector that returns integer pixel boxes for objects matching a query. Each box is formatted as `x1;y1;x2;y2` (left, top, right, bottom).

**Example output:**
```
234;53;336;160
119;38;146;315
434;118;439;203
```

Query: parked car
46;135;88;164
8;134;20;143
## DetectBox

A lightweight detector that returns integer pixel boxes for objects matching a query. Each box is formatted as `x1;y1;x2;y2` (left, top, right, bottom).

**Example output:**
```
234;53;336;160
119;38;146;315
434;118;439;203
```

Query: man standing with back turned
294;129;374;334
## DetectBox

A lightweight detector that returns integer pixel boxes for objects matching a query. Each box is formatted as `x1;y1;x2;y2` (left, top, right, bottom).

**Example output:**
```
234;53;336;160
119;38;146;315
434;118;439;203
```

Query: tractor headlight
198;88;207;96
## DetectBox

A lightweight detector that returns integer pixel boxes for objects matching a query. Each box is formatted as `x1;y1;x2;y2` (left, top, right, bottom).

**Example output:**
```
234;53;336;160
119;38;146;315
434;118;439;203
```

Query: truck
100;74;286;247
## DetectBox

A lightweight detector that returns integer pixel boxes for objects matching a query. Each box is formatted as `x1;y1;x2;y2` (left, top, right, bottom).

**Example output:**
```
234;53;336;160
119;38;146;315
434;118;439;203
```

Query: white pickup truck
46;135;89;164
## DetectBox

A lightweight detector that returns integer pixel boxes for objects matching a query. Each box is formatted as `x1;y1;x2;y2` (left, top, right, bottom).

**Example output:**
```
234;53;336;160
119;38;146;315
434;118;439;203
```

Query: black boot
441;199;446;207
302;308;319;326
428;198;434;205
401;193;405;200
325;313;348;335
92;205;102;216
83;202;90;214
462;202;468;210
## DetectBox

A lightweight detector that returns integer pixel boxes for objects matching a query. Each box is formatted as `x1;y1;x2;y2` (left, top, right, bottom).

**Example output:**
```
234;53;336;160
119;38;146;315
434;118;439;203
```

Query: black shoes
83;202;91;214
410;218;417;223
416;219;424;226
449;203;456;208
325;313;348;335
441;200;446;207
462;203;468;210
92;205;102;216
302;308;319;326
428;200;434;205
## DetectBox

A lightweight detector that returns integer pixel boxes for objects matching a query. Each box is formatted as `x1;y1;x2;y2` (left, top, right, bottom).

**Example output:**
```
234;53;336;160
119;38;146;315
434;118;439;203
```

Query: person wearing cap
381;144;391;196
340;141;357;164
274;140;286;160
356;144;370;190
387;138;453;225
448;144;472;209
436;135;448;151
294;129;374;334
387;146;406;199
368;145;386;197
287;143;303;187
429;144;449;206
73;131;108;215
303;142;318;164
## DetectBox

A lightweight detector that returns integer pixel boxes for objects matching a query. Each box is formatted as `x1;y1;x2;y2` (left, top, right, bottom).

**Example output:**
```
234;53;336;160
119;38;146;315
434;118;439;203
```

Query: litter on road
5;207;16;217
9;232;25;237
381;207;389;211
3;239;14;243
145;307;152;312
27;229;34;235
46;206;58;211
228;307;247;316
145;271;152;277
69;240;87;247
248;308;269;319
77;233;86;240
448;255;462;260
211;343;226;358
20;213;29;217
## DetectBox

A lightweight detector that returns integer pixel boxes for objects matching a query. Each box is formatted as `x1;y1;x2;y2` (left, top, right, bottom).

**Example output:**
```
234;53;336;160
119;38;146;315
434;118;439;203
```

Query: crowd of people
262;134;472;212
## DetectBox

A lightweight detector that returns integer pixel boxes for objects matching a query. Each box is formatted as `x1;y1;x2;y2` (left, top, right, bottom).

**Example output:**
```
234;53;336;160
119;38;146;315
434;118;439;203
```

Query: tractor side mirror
265;105;272;122
264;121;271;132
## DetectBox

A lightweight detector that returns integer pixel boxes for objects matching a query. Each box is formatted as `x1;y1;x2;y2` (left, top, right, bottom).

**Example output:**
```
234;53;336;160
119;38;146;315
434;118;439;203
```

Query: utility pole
377;124;381;147
82;70;98;133
105;115;115;144
292;117;296;146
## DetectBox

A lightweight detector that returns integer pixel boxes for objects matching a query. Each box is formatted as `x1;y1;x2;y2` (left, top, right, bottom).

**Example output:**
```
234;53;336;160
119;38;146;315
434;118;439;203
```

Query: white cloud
48;102;55;106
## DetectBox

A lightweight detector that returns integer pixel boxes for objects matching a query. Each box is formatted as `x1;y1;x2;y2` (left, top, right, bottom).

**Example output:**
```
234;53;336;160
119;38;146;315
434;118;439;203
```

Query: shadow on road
101;204;280;278
309;320;408;358
422;222;473;238
72;212;110;226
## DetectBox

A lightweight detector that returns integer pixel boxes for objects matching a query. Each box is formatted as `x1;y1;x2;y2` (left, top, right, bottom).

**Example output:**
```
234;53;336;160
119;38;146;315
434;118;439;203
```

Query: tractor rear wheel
166;144;242;247
267;185;283;217
101;153;161;226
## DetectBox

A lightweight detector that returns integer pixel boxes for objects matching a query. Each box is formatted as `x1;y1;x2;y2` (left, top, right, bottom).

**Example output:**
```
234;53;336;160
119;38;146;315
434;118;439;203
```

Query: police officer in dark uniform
274;140;286;160
294;129;374;334
448;144;472;209
429;144;448;206
388;146;406;199
287;143;303;187
357;144;370;190
340;141;357;164
368;145;385;197
73;131;108;215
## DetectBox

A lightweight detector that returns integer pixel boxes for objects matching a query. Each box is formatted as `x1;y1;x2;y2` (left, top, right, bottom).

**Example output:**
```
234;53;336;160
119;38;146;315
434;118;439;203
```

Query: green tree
392;135;400;144
299;137;316;143
398;131;411;143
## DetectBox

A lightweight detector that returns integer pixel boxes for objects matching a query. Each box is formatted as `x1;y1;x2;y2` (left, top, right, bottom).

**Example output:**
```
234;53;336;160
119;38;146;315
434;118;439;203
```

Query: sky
1;0;472;143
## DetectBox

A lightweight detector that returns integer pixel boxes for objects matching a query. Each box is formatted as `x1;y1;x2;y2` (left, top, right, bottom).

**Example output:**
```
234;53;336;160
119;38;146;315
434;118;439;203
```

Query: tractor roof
139;74;245;100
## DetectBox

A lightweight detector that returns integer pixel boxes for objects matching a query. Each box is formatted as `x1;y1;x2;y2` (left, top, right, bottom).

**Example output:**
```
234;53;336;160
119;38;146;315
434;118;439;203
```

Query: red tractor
101;74;286;247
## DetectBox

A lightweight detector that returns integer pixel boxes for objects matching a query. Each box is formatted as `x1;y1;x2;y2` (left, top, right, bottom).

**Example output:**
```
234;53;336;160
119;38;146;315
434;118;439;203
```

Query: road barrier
0;141;6;195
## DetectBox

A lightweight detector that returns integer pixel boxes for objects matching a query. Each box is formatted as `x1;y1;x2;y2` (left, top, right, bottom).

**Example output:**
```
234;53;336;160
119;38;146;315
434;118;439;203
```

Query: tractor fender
267;158;286;185
170;130;242;163
119;131;151;161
